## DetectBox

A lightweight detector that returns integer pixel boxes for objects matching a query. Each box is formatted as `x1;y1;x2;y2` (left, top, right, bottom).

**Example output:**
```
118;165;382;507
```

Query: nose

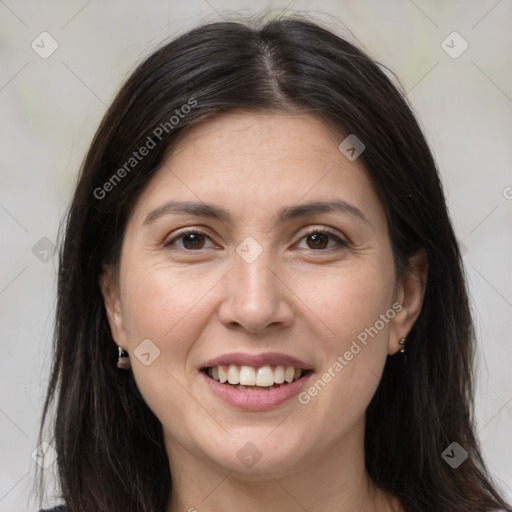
217;247;295;334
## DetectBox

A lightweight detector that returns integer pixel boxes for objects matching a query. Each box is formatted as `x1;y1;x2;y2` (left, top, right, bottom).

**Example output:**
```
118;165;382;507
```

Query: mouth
200;365;314;410
199;352;315;409
201;364;314;391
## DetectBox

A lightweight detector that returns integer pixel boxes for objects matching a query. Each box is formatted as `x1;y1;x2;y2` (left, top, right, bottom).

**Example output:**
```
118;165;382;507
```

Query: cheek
300;259;395;398
117;259;224;411
118;262;216;434
299;258;395;348
120;258;220;342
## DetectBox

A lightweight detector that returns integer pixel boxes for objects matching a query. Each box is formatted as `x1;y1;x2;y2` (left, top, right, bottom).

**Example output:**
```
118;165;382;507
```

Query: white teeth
285;366;295;383
218;365;228;383
239;366;256;386
256;366;274;387
274;365;285;384
227;364;239;385
206;364;306;387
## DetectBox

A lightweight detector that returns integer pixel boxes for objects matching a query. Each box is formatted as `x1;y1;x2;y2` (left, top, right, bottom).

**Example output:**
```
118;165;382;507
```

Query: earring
399;337;406;353
117;346;131;370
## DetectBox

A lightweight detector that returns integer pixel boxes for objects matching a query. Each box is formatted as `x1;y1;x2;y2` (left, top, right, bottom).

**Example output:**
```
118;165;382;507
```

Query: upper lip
201;352;314;370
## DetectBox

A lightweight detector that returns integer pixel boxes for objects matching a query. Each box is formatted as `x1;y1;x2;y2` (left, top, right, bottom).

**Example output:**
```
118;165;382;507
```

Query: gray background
0;1;511;510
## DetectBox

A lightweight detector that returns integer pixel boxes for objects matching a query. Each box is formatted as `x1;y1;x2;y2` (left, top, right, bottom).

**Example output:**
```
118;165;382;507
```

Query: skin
100;111;427;512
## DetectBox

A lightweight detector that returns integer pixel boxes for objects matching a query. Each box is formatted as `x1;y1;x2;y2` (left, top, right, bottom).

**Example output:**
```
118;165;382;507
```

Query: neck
165;416;401;512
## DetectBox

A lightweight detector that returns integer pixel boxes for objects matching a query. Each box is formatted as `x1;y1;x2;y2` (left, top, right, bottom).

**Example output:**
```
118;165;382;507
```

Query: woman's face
101;111;421;479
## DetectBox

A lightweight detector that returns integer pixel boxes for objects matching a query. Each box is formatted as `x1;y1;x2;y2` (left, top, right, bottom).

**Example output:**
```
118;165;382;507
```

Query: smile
203;364;308;389
200;365;313;410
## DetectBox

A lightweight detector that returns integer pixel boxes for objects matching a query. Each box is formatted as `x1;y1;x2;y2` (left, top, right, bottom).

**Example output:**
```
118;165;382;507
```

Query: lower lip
200;371;313;411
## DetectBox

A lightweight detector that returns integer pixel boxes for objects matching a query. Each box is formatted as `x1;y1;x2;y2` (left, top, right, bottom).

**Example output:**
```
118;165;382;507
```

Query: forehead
167;110;347;169
128;110;386;229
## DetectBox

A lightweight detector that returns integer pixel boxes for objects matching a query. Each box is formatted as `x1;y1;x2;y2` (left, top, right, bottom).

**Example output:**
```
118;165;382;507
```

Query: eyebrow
142;199;370;227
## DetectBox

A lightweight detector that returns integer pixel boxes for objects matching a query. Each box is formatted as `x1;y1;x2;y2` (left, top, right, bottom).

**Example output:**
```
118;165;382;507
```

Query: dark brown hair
36;14;512;512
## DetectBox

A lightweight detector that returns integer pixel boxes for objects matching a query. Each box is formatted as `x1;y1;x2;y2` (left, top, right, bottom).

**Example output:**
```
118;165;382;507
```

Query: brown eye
297;229;346;251
181;233;206;250
306;232;329;249
164;230;214;250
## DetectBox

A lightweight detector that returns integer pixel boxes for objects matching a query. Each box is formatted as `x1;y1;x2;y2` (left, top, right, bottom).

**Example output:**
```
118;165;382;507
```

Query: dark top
38;505;509;511
38;506;510;511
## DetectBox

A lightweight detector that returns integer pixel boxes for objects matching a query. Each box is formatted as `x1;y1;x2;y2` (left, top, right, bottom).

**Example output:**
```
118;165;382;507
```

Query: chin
198;429;310;477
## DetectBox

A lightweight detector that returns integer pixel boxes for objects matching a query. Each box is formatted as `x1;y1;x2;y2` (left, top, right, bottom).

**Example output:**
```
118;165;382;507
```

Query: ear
98;265;127;348
388;250;428;355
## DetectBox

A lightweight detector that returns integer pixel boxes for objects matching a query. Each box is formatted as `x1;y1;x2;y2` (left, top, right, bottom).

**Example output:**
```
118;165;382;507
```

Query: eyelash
163;227;347;252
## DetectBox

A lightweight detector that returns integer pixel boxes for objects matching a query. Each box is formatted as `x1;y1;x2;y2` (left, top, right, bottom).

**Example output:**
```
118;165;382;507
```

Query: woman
36;15;512;512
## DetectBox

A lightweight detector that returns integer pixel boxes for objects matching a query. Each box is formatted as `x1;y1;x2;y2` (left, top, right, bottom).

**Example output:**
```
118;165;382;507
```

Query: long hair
36;15;512;512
